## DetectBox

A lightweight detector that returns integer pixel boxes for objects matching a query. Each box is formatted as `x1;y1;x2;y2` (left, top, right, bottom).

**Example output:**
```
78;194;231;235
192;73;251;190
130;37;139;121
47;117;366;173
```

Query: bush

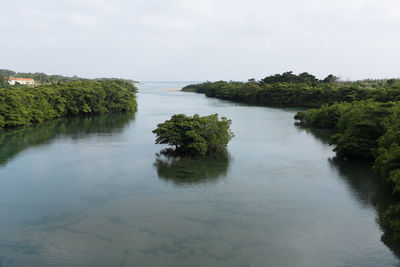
381;204;400;243
294;102;352;128
152;114;234;156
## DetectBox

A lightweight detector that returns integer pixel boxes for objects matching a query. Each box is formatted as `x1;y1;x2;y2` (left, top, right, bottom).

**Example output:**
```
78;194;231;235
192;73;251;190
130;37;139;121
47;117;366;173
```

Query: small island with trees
152;114;234;156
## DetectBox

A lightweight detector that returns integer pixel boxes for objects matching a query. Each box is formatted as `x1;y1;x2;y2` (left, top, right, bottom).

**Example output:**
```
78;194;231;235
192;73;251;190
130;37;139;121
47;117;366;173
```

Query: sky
1;0;399;81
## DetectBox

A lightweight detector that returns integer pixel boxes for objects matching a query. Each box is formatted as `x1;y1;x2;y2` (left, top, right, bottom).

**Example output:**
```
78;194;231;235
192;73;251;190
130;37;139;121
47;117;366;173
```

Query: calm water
0;82;399;266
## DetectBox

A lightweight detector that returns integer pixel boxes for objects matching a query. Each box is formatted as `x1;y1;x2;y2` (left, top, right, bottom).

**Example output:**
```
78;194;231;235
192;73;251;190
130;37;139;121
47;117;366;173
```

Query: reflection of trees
330;158;395;207
298;122;400;257
153;149;231;186
329;157;400;257
0;112;136;167
294;123;335;145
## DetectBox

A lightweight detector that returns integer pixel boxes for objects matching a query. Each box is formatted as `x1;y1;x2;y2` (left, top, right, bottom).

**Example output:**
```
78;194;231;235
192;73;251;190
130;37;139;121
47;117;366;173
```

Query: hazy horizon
1;0;399;81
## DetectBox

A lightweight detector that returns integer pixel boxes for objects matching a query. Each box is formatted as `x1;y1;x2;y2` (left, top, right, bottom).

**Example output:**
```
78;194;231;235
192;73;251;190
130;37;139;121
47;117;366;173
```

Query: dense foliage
260;71;336;84
0;75;8;88
153;114;234;156
182;74;400;108
0;80;137;128
0;69;16;77
0;69;82;83
0;69;137;84
295;100;400;159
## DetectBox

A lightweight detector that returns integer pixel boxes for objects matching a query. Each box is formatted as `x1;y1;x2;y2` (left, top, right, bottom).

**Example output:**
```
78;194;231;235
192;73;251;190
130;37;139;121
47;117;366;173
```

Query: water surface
0;82;399;266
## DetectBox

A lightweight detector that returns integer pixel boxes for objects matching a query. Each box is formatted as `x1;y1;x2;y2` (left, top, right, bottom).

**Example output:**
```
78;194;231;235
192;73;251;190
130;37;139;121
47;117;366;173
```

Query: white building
8;77;35;86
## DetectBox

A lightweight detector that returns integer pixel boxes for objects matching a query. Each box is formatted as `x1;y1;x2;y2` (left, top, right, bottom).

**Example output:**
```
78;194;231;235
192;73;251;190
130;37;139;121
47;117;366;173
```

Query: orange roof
8;77;35;81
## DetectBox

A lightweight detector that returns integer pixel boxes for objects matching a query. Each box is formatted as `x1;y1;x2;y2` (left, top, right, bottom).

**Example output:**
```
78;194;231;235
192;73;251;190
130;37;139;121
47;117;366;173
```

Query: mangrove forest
0;79;137;128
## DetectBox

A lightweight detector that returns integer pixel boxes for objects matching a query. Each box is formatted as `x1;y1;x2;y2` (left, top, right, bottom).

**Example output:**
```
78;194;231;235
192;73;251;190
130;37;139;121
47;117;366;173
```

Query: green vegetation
260;71;336;84
294;100;400;161
0;79;137;128
0;76;8;88
381;205;400;245
0;68;81;84
182;72;400;108
152;114;234;156
294;102;353;128
0;68;137;84
0;69;17;77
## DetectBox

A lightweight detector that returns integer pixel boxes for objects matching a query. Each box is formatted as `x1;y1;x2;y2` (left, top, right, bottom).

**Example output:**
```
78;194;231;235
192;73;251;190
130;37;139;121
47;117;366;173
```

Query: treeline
0;80;137;128
295;100;400;244
0;69;138;85
0;69;82;84
182;72;400;108
259;71;337;84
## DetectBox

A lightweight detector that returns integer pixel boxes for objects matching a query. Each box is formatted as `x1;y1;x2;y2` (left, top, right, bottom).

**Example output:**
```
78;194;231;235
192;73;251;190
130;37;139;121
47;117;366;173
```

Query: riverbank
182;78;400;108
0;79;137;129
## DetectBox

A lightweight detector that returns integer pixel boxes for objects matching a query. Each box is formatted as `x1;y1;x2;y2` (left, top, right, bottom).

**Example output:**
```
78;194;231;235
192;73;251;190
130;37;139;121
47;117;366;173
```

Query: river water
0;82;399;266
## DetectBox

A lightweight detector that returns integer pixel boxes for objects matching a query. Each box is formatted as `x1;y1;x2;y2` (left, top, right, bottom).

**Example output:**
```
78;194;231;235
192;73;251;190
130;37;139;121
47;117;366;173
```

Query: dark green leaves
153;114;234;156
182;76;400;108
0;80;137;129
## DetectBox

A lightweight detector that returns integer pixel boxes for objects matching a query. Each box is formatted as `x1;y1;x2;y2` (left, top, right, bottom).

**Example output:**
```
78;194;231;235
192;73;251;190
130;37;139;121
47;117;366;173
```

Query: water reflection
329;157;400;256
296;125;400;257
294;123;334;145
153;149;231;186
0;112;136;167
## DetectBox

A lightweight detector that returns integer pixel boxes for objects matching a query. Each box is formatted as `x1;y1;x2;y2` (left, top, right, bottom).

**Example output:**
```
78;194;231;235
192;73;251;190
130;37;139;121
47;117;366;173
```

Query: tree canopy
182;73;400;108
0;79;137;128
152;114;234;156
0;69;138;85
260;71;321;84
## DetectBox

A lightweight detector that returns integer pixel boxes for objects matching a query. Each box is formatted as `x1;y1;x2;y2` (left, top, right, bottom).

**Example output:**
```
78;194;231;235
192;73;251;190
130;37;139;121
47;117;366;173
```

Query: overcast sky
1;0;399;81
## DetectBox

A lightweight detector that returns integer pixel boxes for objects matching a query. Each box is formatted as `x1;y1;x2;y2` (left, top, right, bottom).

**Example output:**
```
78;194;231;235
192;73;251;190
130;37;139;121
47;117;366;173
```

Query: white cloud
129;15;197;32
179;0;212;14
1;0;400;80
69;13;101;30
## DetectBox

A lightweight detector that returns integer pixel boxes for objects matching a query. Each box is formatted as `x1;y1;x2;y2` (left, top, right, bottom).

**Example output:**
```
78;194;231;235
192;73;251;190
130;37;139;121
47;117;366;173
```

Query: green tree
330;101;398;160
0;69;16;77
381;204;400;243
0;75;8;88
152;114;234;156
323;74;339;83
